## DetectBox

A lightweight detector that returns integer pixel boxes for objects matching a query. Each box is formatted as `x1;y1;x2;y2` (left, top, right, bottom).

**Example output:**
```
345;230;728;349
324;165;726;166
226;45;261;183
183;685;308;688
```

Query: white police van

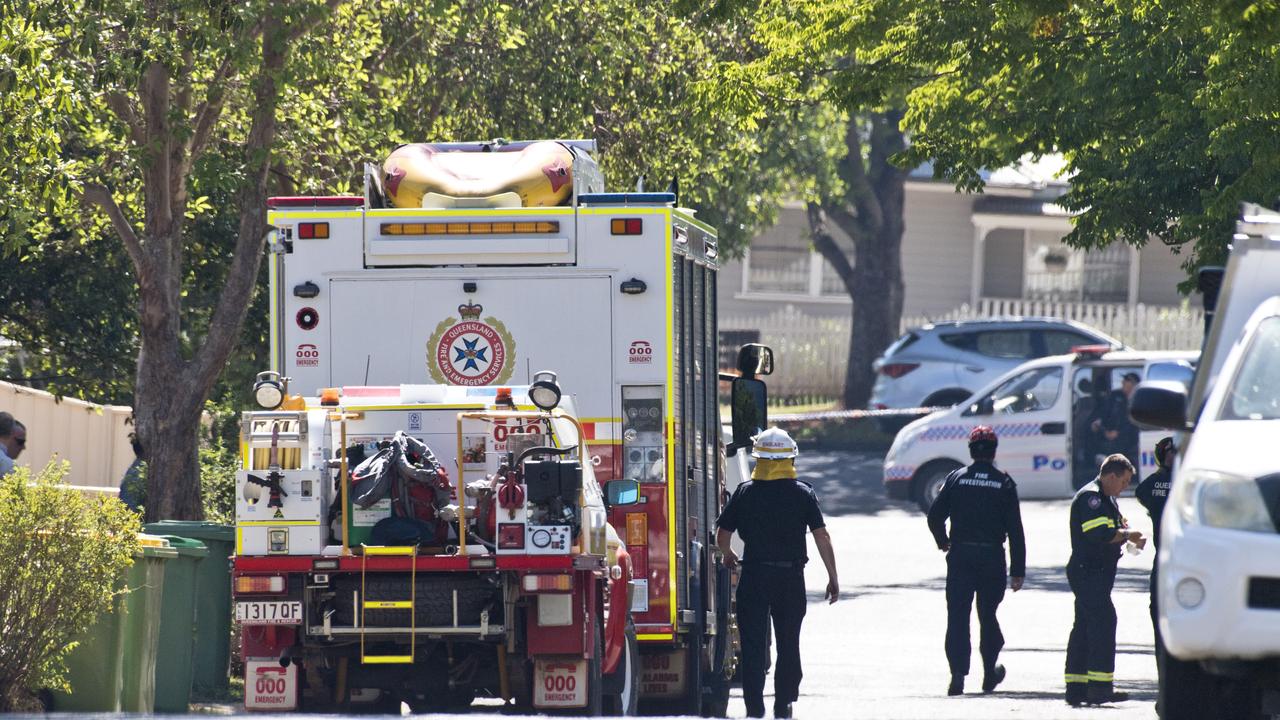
1131;204;1280;719
884;346;1197;511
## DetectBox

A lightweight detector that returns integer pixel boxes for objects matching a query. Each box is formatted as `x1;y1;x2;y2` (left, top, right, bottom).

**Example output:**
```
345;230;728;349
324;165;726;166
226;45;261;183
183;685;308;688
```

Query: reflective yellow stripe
364;600;412;609
1087;671;1114;682
1065;674;1089;684
1081;517;1115;532
362;655;414;664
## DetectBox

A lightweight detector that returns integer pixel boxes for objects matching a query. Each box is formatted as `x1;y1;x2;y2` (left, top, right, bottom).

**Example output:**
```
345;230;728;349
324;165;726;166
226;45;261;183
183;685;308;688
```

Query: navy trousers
737;564;808;712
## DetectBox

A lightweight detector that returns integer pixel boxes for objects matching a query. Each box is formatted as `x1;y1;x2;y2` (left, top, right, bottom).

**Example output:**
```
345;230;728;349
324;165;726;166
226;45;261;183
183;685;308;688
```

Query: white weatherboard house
717;157;1200;401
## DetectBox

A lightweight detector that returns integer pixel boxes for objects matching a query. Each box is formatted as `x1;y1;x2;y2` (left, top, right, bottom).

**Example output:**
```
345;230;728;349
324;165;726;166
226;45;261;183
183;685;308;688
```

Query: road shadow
794;450;916;517
846;566;1152;601
1023;565;1153;594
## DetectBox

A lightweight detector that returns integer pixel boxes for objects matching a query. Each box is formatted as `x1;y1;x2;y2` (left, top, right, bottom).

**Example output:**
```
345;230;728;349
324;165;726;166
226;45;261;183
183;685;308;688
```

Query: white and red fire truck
232;139;771;714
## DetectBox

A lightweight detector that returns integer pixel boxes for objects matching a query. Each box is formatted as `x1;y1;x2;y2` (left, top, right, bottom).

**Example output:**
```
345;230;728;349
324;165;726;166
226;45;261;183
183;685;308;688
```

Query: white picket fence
720;299;1204;403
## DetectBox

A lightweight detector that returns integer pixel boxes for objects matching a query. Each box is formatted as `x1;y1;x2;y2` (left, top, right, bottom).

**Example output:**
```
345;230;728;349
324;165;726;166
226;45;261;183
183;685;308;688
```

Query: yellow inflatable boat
382;141;576;209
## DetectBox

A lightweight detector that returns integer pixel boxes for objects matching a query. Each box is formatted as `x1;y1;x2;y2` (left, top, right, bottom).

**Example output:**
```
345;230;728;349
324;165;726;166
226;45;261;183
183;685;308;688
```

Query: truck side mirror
729;377;768;456
1130;381;1189;430
604;479;641;507
736;344;774;377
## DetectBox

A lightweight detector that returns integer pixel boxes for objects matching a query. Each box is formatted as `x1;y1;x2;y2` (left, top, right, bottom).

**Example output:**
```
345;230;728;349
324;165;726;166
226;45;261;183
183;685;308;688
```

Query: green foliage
2;0;805;432
0;462;141;709
788;0;1280;273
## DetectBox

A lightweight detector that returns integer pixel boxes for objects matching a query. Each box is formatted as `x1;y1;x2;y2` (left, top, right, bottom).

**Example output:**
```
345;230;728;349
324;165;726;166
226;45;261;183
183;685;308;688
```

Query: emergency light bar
380;221;560;236
267;196;364;208
1071;344;1113;358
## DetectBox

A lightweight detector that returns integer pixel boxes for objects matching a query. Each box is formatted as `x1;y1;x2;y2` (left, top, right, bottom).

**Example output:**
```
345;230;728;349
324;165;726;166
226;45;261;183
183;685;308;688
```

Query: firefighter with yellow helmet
716;427;839;719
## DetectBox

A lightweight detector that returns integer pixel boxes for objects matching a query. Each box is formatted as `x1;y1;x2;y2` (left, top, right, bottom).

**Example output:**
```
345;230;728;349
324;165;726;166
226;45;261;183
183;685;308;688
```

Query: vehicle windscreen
975;366;1064;414
1221;316;1280;420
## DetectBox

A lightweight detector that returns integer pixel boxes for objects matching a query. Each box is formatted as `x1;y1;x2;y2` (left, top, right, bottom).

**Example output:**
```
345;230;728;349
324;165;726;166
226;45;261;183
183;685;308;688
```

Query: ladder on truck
360;545;418;664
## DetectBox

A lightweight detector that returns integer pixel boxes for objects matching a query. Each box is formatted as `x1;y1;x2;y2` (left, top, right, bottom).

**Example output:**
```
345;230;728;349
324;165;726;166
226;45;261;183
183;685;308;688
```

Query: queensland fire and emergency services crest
427;303;516;386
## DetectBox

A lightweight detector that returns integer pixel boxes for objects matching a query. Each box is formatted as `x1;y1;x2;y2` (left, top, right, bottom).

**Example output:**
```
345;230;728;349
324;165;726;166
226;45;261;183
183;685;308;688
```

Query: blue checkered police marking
919;423;1043;442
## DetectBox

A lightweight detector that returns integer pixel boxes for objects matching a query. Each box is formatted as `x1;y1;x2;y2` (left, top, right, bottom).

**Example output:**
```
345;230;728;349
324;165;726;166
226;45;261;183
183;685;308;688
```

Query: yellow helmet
751;427;797;460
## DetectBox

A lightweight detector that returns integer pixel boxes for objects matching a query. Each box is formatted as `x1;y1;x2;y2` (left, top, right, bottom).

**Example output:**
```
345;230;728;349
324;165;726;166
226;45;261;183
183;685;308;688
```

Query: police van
884;346;1197;511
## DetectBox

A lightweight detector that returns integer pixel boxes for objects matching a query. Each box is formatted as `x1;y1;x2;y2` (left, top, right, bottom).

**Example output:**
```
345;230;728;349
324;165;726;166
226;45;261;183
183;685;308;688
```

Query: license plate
534;658;587;708
236;600;303;625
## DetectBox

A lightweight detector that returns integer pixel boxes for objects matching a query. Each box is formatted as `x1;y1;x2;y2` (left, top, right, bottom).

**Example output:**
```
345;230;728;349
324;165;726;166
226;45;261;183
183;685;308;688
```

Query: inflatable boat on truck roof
240;138;776;714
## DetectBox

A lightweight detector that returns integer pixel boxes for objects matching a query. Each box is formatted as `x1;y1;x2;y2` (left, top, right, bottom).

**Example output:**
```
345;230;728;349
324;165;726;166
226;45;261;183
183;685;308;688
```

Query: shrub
201;440;239;525
0;462;140;710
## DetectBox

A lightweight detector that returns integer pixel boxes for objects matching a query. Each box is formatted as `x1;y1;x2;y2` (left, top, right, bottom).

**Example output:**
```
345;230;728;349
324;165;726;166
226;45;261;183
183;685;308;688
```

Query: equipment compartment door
328;276;614;411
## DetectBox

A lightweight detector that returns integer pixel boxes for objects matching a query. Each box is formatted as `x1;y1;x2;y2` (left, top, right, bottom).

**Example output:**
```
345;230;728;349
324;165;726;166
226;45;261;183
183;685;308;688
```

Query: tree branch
807;202;855;289
104;92;146;147
81;184;147;274
192;15;290;392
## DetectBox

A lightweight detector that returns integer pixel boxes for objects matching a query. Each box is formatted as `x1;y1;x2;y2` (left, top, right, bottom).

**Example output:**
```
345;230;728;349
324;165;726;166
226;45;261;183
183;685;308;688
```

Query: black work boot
773;700;793;718
982;664;1006;694
947;674;964;696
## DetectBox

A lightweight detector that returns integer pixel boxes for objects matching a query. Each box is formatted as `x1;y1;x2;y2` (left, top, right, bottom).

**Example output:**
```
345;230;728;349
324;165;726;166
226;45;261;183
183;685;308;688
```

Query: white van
884;346;1197;510
1130;205;1280;719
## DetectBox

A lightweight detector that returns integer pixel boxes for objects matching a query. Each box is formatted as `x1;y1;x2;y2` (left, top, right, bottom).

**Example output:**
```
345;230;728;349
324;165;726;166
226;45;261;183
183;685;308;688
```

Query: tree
704;1;921;409
860;0;1280;273
4;1;799;519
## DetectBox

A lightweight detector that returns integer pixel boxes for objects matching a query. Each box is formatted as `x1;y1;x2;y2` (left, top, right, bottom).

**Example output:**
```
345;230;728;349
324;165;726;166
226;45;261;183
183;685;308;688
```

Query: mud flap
534;657;588;709
245;658;298;711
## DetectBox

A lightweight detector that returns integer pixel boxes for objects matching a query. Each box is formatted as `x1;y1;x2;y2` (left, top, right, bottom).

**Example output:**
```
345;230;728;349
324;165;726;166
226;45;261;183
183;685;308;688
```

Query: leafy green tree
703;1;921;408
854;0;1280;272
4;0;799;519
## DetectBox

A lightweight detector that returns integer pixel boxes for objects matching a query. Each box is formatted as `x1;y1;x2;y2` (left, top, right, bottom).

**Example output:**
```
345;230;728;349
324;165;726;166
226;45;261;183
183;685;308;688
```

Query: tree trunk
134;333;207;521
806;111;909;410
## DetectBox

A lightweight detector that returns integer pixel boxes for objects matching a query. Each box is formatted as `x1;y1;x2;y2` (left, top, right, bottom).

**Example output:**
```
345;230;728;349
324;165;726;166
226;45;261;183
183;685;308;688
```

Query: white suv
1132;204;1280;719
870;318;1122;424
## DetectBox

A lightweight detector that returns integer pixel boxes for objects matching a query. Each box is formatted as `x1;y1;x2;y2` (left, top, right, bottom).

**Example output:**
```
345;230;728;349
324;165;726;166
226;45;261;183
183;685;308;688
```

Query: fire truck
232;139;772;714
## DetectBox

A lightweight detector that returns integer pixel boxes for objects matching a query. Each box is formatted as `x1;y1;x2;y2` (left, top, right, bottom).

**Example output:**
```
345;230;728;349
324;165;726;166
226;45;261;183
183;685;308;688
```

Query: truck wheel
913;461;961;513
1160;657;1266;720
603;619;639;716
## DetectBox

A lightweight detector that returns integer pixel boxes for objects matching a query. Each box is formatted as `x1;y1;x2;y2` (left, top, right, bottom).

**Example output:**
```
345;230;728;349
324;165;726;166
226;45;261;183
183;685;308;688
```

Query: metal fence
720;299;1204;405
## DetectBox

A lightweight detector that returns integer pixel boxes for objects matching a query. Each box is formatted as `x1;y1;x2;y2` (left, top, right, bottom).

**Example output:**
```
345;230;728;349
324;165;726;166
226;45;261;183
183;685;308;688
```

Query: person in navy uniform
1065;454;1145;707
1135;437;1175;691
927;425;1026;696
716;427;839;719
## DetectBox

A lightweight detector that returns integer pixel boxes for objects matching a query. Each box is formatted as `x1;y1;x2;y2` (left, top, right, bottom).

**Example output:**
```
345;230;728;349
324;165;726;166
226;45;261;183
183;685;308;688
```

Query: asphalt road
118;450;1159;719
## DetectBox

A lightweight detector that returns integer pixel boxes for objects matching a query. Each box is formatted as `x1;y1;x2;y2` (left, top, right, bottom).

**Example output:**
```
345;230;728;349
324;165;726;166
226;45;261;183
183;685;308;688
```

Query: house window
1024;233;1129;303
742;227;848;298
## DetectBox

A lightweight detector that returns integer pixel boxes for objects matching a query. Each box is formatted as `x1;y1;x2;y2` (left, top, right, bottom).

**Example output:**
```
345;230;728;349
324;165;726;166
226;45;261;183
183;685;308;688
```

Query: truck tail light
611;218;643;235
523;574;573;593
235;575;286;594
878;363;920;379
296;222;329;239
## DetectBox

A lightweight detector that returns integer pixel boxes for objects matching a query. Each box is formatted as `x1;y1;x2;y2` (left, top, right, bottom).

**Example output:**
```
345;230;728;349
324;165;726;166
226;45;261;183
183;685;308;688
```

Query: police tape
767;406;948;423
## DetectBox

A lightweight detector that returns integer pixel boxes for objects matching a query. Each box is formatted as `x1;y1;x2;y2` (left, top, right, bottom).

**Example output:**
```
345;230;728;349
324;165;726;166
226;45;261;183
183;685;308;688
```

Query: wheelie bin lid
137;534;179;559
143;520;233;543
148;534;209;558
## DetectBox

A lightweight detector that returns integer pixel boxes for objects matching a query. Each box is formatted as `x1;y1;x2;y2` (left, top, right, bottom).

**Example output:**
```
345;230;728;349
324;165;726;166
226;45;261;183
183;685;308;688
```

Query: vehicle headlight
1179;469;1276;533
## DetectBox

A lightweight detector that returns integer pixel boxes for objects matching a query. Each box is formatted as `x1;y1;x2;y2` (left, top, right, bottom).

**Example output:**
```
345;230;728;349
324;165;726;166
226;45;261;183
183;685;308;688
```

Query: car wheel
913;461;962;513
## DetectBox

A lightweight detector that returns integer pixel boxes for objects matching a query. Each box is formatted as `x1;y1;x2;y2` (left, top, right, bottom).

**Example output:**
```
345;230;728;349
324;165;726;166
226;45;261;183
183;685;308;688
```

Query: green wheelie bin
148;534;209;712
143;520;235;698
53;536;176;713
